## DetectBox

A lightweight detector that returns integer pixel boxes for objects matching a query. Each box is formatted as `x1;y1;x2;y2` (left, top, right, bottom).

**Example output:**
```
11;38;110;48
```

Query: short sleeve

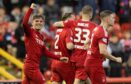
98;37;108;45
94;27;108;45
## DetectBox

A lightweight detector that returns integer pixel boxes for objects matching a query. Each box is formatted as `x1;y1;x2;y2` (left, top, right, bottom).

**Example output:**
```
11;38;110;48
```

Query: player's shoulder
93;25;104;35
88;21;98;26
97;26;104;31
64;19;77;27
88;22;98;30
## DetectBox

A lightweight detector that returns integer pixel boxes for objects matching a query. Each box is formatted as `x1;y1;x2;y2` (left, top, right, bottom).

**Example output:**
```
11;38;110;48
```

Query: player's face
108;14;115;26
32;18;44;30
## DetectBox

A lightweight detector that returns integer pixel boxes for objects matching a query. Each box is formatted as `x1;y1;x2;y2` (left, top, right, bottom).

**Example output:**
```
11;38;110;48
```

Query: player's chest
32;33;44;46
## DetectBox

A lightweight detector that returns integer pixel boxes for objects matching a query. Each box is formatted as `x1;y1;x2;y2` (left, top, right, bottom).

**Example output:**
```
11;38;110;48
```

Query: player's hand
84;44;89;50
84;39;90;49
116;57;122;63
60;57;69;63
30;3;37;9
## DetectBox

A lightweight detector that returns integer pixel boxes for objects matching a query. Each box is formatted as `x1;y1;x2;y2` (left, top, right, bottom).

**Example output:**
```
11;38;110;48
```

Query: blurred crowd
0;0;131;80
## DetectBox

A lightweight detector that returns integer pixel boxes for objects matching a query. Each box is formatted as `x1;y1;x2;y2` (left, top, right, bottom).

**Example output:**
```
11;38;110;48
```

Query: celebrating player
22;3;68;84
70;5;97;84
54;5;97;84
84;10;122;84
51;13;75;84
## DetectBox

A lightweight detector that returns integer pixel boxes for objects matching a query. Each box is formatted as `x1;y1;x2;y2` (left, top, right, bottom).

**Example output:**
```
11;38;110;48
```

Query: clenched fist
30;3;37;9
116;57;122;63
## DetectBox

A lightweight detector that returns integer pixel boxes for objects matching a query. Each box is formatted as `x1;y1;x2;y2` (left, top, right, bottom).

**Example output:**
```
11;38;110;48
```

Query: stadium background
0;0;131;84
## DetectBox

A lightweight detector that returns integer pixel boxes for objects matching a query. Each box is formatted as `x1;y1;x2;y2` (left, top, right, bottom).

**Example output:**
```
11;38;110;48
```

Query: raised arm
22;3;36;36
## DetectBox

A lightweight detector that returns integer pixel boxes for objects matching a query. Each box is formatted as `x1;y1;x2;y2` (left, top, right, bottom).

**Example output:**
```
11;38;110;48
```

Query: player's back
54;28;72;57
70;19;97;66
86;26;109;66
51;28;75;84
52;28;73;67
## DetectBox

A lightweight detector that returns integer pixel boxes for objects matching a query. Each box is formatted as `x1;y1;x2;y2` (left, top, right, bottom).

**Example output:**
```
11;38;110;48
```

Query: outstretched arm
99;43;122;63
22;3;37;36
43;46;69;62
53;21;64;28
43;46;60;60
53;20;75;29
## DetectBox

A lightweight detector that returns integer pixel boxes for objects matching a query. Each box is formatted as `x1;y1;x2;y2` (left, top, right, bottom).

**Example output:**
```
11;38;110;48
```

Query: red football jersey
85;26;109;66
22;8;60;69
51;28;75;83
63;19;76;30
64;19;97;66
53;28;73;57
51;28;74;68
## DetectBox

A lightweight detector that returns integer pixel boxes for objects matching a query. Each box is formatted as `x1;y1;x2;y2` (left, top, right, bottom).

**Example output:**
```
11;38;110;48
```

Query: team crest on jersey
102;38;107;43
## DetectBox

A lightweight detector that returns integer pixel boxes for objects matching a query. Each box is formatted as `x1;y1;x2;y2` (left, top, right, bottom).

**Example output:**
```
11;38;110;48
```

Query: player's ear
89;12;93;19
104;17;108;22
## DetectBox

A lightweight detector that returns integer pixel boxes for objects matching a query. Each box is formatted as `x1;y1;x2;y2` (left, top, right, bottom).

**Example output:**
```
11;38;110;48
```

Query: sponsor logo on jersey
35;38;44;46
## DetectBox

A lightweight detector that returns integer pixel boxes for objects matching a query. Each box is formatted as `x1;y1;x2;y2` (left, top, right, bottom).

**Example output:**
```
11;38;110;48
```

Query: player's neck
81;16;90;21
100;22;108;31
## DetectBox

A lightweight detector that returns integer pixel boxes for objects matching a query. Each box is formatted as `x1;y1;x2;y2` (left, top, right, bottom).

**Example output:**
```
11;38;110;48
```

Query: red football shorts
71;53;88;80
85;66;106;84
22;68;45;84
74;66;88;81
51;60;75;84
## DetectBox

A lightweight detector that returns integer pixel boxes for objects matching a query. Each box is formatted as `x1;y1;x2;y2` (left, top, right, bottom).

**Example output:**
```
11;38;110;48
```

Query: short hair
33;14;45;20
61;13;72;20
82;5;93;14
100;10;114;20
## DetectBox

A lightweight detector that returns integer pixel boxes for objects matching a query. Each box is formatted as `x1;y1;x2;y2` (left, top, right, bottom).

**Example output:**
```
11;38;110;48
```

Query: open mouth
36;25;42;28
